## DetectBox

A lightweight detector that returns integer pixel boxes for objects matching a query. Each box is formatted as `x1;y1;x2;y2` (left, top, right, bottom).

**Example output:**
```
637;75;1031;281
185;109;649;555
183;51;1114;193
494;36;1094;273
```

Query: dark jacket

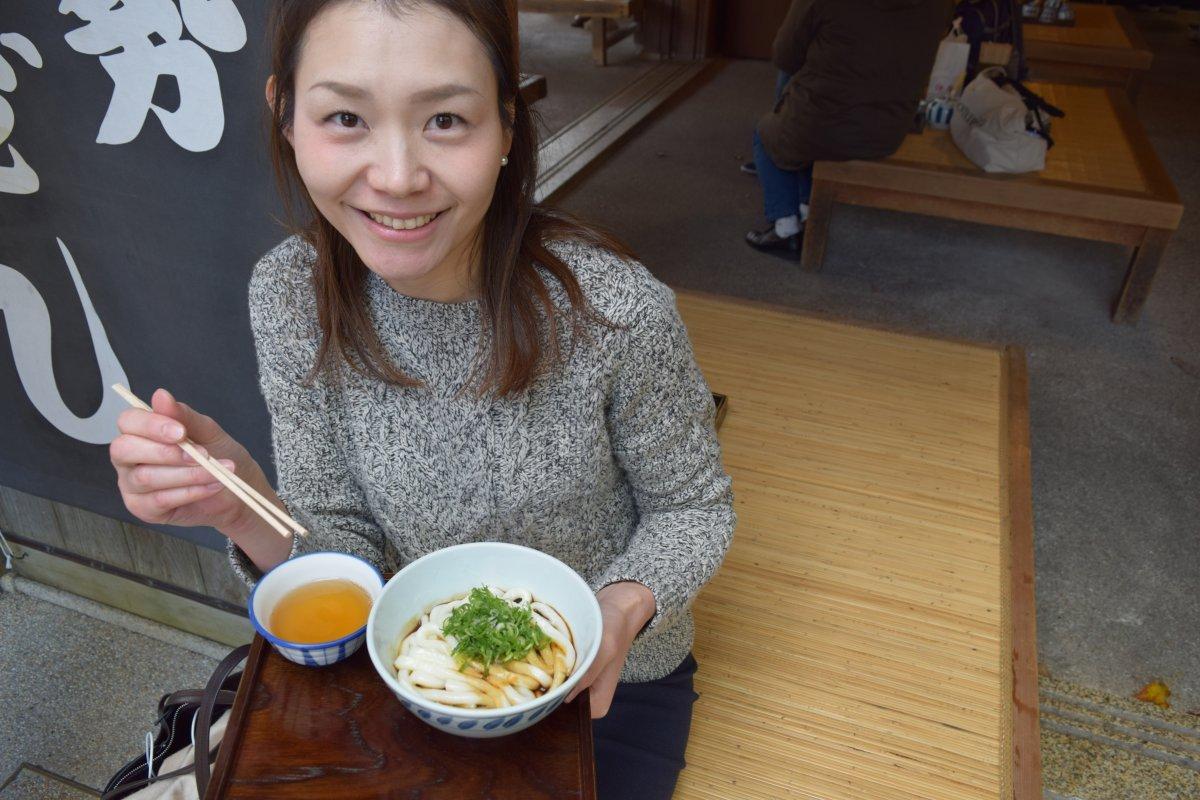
758;0;952;170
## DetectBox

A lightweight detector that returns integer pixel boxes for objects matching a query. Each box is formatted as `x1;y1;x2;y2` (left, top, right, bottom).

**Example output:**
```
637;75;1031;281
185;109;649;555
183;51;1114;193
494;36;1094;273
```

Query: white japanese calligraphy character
0;32;43;195
0;239;129;444
59;0;246;153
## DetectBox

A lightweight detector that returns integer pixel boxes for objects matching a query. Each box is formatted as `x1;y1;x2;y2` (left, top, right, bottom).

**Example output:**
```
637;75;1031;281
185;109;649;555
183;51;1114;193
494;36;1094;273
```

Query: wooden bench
674;291;1041;799
518;0;640;66
1024;3;1153;99
518;72;548;105
801;83;1183;323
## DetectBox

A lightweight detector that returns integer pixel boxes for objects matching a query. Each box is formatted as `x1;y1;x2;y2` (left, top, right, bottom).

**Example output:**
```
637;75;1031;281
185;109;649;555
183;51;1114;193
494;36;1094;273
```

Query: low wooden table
518;0;641;66
207;635;595;798
1024;4;1153;99
673;292;1041;799
802;83;1183;323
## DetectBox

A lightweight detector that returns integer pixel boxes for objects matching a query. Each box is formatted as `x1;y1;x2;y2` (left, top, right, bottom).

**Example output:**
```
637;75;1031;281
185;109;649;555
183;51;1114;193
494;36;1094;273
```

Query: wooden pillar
637;0;714;60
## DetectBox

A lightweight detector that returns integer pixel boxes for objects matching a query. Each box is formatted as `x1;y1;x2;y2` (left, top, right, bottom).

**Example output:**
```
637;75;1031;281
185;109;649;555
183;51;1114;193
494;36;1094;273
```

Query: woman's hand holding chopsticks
109;387;294;572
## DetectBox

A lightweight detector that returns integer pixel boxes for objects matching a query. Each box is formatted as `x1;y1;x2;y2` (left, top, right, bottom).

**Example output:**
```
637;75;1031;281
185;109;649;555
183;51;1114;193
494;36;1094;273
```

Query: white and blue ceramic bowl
249;552;384;667
366;542;603;738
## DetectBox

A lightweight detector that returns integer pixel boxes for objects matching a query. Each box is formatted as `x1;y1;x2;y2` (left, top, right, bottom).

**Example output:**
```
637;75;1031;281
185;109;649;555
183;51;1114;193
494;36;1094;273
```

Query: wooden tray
207;635;596;799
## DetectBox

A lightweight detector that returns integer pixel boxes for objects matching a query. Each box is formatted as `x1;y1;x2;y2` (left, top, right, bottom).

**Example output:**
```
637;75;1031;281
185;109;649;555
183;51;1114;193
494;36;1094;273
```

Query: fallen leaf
1135;680;1171;708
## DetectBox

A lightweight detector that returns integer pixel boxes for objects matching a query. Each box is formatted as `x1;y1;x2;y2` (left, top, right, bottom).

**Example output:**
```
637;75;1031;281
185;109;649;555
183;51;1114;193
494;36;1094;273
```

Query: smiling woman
107;2;735;799
264;0;629;397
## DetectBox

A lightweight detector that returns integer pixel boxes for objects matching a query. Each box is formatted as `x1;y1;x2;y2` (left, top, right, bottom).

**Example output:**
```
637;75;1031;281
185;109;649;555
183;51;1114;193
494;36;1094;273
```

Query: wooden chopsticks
112;384;307;539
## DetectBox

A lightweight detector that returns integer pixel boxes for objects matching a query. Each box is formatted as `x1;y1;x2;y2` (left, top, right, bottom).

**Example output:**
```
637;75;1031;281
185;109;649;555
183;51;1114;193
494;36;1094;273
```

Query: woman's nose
366;135;430;197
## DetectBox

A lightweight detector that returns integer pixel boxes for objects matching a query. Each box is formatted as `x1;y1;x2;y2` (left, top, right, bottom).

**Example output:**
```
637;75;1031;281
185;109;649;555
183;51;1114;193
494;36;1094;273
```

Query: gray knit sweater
229;235;735;682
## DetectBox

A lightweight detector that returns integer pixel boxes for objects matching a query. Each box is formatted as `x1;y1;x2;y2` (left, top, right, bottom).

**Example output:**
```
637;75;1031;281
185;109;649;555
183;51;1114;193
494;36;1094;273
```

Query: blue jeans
755;70;813;222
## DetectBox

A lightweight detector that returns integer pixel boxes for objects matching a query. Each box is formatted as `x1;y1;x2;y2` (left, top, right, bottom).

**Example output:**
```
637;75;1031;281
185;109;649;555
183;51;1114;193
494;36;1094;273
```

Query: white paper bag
925;36;971;100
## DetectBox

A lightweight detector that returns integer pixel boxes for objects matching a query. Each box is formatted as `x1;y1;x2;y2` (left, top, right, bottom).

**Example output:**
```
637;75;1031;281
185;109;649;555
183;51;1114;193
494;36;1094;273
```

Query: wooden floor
674;293;1026;800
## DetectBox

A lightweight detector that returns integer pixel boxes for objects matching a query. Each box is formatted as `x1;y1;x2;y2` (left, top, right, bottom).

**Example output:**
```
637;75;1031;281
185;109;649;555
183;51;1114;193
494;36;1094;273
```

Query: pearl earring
500;156;509;166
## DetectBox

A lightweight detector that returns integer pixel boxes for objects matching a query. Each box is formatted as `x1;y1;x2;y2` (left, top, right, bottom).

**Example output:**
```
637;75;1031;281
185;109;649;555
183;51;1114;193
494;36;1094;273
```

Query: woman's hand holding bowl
566;581;655;718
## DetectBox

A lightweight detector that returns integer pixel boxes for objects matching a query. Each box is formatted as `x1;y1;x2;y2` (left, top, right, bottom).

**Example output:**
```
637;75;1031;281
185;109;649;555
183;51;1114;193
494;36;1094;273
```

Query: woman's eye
330;112;360;128
430;113;462;131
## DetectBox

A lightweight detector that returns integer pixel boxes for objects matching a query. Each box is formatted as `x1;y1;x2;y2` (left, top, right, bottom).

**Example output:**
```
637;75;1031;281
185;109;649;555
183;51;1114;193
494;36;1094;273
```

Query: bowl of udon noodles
366;542;603;738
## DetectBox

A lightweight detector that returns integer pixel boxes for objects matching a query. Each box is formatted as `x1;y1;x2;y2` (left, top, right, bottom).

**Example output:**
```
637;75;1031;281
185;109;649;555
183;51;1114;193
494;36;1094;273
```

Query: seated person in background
746;0;953;258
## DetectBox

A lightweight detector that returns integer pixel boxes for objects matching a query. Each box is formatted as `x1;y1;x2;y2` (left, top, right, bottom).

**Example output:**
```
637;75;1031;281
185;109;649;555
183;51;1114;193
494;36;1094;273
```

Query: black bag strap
966;36;983;85
997;75;1065;118
101;644;250;800
161;689;238;710
1007;0;1028;80
194;644;251;798
991;73;1064;147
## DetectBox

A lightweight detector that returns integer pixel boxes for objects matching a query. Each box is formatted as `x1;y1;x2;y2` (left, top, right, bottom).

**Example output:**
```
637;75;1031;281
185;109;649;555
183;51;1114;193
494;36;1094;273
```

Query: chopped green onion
442;587;549;675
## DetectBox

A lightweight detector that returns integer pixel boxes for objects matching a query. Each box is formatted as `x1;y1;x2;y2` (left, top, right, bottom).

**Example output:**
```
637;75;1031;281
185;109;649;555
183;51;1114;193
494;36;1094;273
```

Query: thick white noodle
531;601;576;672
393;587;573;710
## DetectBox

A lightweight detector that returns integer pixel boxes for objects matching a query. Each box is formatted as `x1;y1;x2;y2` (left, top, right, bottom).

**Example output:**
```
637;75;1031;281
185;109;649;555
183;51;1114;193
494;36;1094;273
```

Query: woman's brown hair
266;0;634;396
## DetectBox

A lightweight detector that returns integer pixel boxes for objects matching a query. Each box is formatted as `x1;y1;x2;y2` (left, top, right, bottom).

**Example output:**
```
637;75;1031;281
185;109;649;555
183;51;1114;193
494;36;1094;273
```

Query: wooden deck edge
5;533;252;646
1003;346;1044;800
534;58;715;202
814;159;1182;231
205;635;268;799
675;288;1009;356
831;182;1147;247
1106;87;1183;209
1113;6;1154;66
1026;39;1152;71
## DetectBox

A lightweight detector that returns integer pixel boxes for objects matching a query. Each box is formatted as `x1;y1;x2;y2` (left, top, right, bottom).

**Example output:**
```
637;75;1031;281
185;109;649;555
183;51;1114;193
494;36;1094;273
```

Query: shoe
745;224;802;259
740;160;757;176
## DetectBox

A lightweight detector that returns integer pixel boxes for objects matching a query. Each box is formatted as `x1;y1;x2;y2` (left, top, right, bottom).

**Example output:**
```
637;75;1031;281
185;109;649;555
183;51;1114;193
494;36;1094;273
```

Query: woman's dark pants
592;654;699;800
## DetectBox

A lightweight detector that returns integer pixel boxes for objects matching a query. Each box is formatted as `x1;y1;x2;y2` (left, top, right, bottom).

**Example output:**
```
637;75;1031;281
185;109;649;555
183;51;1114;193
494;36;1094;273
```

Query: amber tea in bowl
269;578;374;644
250;552;384;667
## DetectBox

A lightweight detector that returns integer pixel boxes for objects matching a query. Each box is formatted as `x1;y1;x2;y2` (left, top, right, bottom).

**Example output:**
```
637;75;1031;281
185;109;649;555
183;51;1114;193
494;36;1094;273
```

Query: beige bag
950;67;1048;174
122;713;230;800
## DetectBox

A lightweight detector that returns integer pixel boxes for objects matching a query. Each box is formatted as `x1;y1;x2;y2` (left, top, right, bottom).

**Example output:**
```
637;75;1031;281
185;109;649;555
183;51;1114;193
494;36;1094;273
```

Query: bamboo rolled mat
890;83;1148;195
674;293;1015;800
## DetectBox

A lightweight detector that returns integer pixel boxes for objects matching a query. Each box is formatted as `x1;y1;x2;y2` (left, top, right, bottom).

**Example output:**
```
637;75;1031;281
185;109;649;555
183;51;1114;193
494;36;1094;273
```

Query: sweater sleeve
227;240;387;584
594;277;735;639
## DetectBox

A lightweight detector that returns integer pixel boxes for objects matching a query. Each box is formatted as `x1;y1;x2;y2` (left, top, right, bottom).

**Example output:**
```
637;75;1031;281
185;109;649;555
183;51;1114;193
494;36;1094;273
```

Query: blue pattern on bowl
457;720;478;730
436;716;452;725
249;553;383;669
502;713;525;728
482;718;505;730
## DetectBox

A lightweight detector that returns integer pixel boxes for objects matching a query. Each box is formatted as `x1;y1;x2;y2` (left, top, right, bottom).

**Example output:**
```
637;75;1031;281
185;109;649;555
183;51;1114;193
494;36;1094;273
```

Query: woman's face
283;1;510;301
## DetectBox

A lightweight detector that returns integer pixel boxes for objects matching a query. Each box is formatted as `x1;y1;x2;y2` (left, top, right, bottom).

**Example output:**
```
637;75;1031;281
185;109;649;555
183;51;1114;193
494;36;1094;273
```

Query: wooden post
1004;347;1044;800
593;17;609;65
1113;227;1171;323
800;175;835;272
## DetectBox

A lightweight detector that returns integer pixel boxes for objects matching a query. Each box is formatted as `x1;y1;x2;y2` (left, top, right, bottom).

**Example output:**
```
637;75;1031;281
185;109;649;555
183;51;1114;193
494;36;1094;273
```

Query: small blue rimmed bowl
249;552;384;667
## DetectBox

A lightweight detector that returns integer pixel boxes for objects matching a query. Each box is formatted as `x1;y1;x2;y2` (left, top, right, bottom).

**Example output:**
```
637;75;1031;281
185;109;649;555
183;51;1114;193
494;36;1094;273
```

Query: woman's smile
354;205;448;243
